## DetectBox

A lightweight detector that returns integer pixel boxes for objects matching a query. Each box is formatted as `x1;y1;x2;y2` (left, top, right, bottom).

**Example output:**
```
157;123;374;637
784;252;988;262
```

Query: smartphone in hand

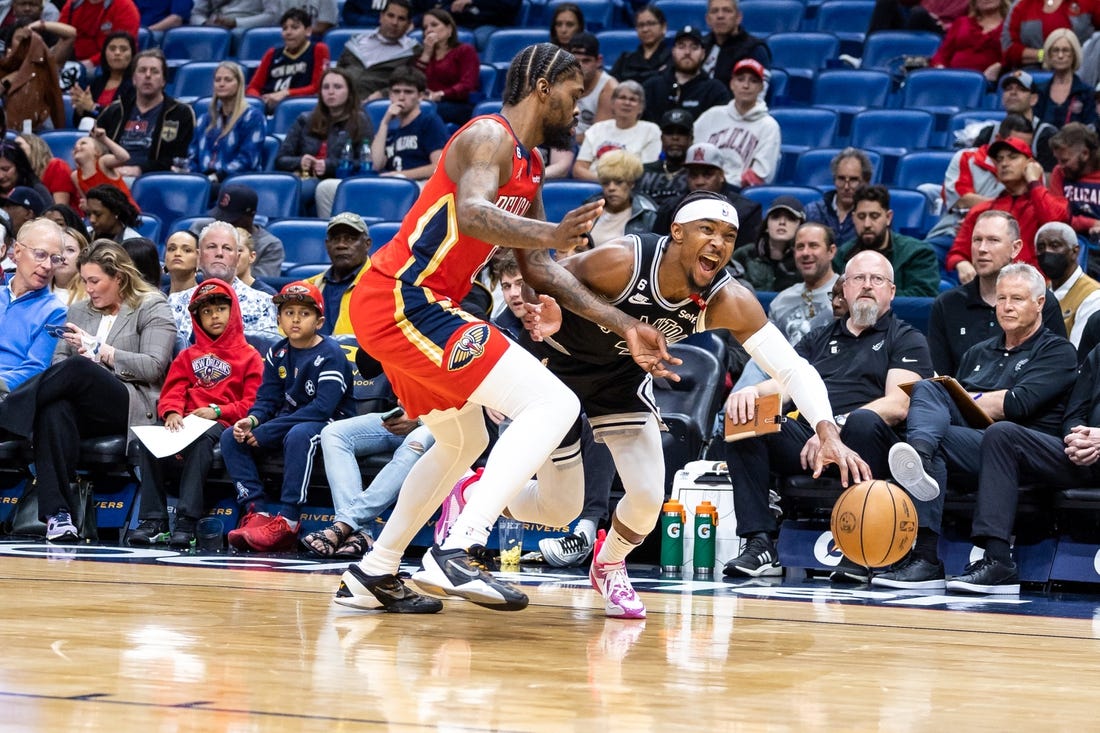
380;407;404;421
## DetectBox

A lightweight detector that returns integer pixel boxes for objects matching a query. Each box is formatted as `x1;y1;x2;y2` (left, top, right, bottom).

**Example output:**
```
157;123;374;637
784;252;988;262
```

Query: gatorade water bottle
660;499;685;573
693;501;718;576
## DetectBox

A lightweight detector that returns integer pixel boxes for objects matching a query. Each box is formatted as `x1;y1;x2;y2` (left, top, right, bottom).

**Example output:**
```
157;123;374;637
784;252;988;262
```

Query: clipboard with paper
898;375;993;428
724;391;787;442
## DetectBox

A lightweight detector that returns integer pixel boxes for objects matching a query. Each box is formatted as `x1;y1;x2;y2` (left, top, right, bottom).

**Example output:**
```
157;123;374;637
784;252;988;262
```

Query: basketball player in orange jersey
335;43;677;614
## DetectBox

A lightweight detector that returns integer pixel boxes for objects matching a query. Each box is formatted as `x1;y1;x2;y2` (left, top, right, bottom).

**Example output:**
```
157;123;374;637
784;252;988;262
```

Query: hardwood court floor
2;549;1100;732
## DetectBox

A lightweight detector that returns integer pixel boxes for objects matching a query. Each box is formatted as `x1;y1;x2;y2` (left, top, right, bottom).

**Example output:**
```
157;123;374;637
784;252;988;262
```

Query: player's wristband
248;415;258;428
210;404;222;418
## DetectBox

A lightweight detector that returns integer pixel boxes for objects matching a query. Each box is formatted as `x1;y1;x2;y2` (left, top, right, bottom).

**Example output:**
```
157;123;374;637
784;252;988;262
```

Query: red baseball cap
273;280;324;316
732;58;766;81
988;136;1033;160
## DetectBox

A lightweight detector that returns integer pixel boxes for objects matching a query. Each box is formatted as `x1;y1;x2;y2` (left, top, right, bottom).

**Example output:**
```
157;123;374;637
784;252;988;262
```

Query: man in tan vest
1035;221;1100;348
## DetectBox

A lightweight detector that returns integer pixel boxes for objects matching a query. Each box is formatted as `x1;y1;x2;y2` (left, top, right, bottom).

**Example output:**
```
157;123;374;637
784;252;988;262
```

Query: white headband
673;199;740;229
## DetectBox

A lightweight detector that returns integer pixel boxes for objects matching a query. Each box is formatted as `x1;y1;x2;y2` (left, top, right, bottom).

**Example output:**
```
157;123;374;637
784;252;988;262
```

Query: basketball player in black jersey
505;191;872;618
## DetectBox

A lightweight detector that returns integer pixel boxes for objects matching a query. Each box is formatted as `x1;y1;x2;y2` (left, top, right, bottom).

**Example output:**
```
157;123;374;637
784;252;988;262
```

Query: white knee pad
507;441;585;527
602;416;666;535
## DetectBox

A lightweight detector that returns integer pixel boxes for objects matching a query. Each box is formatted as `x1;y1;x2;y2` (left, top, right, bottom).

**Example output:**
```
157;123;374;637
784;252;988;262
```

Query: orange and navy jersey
366;114;544;304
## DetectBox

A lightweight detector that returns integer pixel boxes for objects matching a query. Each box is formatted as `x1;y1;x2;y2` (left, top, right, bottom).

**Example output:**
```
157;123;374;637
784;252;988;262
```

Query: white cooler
670;460;741;574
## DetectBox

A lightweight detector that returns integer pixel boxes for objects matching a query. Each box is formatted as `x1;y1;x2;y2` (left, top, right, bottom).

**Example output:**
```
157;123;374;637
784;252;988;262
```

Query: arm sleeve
287;44;330;98
249;349;282;422
275;115;308;171
444;44;481;101
1063;351;1097;433
1029;180;1071;223
223;108;265;174
896;242;941;297
110;298;177;383
245;49;274;97
221;351;264;425
287;350;351;422
743;321;836;428
0;303;66;390
157;356;192;419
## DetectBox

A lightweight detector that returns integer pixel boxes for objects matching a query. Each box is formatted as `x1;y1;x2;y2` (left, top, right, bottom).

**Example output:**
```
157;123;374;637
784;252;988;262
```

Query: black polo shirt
956;326;1077;435
1062;338;1100;433
927;279;1066;377
796;310;933;416
642;69;731;124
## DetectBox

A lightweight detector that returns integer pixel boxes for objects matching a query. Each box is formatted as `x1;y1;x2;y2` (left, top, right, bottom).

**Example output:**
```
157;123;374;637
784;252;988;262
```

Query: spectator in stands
767;222;840;346
0;138;52;205
0;20;68;132
947;136;1070;279
342;0;381;26
636;109;694;208
569;32;617;143
883;263;1076;589
162;229;198;295
70;31;135;129
1050;123;1100;256
610;5;670;85
0;0;61;27
129;279;263;549
221;280;356;553
71;127;137;213
52;225;88;305
422;0;519;47
305;212;371;336
930;0;1008;81
583;150;658;246
234;227;276;296
413;8;480;125
1035;29;1098;129
573;81;661;181
17;133;77;207
189;0;260;28
188;62;266;186
212;0;338;34
702;0;770;85
245;8;331;114
85;185;139;243
337;0;421;102
371;66;448;183
830;273;848;318
723;250;933;579
43;203;87;236
202;183;284;279
654;142;762;244
693;58;780;189
168;221;278;340
0;218;67;397
974;71;1058;171
60;0;139;76
276;67;372;218
1001;0;1100;71
732;194;804;292
1;187;47;236
0;238;175;542
99;49;196;178
1035;221;1100;346
549;2;584;47
925;114;1029;264
928;210;1066;376
866;0;965;36
837;185;939;297
642;26;730;124
123;237;162;287
136;0;191;33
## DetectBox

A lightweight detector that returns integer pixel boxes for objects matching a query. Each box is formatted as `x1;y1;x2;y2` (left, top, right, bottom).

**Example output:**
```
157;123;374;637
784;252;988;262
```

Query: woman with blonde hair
16;132;79;206
1035;28;1098;129
586;149;657;245
52;225;89;305
188;61;266;185
0;238;176;542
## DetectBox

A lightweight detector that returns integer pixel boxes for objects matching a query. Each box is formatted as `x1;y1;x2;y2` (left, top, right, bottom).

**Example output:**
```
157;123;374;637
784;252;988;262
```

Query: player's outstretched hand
802;426;872;487
522;294;562;341
552;199;604;251
624;322;681;381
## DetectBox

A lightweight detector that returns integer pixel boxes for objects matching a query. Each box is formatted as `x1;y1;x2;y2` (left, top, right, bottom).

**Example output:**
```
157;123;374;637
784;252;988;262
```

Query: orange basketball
830;480;918;568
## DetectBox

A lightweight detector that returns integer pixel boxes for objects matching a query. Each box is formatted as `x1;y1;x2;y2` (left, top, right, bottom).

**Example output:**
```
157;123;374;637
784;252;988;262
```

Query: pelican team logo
447;324;491;371
192;354;231;386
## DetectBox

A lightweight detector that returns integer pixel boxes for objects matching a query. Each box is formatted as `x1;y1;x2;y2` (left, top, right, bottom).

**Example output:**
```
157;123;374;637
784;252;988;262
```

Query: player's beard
543;118;576;150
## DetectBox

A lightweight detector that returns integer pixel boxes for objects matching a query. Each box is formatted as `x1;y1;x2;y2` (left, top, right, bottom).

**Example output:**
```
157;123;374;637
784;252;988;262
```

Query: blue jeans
320;413;435;531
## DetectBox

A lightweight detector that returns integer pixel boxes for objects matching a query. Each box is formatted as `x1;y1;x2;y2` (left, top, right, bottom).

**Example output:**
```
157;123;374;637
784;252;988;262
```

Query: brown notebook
899;375;993;428
724;392;786;442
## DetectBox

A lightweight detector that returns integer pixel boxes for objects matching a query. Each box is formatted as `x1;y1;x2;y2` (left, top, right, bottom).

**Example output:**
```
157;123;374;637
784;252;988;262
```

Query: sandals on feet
301;523;348;557
333;530;373;558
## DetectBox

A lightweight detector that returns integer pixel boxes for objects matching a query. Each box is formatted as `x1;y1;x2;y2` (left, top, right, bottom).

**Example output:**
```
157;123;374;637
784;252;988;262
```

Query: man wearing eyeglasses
723;249;934;581
0;218;67;398
804;148;874;247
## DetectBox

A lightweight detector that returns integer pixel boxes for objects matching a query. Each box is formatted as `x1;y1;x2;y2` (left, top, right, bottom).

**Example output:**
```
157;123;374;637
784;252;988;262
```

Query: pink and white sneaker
589;530;646;619
434;468;482;545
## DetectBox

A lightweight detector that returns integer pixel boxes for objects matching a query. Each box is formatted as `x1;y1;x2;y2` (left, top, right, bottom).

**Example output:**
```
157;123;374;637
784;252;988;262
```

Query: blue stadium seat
222;172;302;220
41;130;82;168
888;188;933;238
137;27;152;50
136;213;162;244
901;69;988;131
548;0;617;32
811;70;891;122
131;173;212;231
271;97;317;136
741;185;824;210
541;180;603;222
740;0;806;35
473;100;503;117
771;108;838;184
893;150;955;189
331;177;421;221
766;32;840;102
850;109;935;180
478;65;499;102
860;31;941;72
947;110;1005;148
767;68;789;106
285;263;329;278
170;62;220;102
365;99;438;134
814;0;875;56
483;29;548;67
267;218;330;272
368;221;402;254
322;28;363;63
597;30;640;71
794;148;882;186
160;26;231;69
652;0;708;32
237;27;284;64
262;135;281;170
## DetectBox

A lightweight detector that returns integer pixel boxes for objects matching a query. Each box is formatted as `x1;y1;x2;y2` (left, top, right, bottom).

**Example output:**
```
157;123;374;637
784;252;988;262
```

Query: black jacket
97;90;196;173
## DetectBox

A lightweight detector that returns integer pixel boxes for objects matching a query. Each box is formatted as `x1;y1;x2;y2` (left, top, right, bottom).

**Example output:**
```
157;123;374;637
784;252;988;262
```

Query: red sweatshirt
946;181;1070;271
60;0;140;67
157;279;263;426
1050;164;1100;235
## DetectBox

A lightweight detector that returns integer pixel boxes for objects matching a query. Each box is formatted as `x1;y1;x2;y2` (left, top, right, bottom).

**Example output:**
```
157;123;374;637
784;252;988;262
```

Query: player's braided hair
502;43;582;106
